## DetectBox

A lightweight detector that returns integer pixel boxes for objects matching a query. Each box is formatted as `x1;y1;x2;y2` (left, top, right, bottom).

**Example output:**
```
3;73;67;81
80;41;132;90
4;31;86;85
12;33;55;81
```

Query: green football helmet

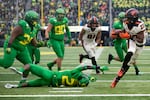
78;74;89;87
25;10;39;26
118;12;125;21
55;8;65;21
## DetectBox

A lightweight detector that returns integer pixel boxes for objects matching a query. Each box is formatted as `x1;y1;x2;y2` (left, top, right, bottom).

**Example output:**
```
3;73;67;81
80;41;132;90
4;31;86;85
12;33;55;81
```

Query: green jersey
52;68;83;87
49;17;70;41
10;20;36;51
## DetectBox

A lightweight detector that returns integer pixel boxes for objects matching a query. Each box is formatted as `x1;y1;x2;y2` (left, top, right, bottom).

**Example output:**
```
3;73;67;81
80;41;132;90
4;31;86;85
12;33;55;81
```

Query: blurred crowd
0;0;150;46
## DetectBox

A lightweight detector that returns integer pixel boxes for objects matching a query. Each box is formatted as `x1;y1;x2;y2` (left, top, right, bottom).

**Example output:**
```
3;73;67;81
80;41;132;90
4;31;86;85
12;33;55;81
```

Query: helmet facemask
78;74;89;87
125;8;139;24
56;8;65;21
25;10;39;27
87;16;99;31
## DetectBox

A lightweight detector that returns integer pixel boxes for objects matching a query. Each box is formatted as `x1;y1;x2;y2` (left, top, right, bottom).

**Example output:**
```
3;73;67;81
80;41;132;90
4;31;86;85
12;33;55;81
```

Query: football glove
47;40;52;48
37;41;45;47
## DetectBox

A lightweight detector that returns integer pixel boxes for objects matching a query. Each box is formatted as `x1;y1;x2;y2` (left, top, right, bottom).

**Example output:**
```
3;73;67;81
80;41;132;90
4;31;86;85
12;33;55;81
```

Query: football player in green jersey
27;29;41;64
0;10;43;83
108;12;140;75
6;64;102;88
45;8;71;71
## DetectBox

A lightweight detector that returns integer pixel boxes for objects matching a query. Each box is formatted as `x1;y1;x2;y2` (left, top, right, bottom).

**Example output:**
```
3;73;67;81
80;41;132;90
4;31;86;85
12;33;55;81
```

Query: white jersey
82;25;101;43
123;19;147;65
81;25;101;58
123;19;147;45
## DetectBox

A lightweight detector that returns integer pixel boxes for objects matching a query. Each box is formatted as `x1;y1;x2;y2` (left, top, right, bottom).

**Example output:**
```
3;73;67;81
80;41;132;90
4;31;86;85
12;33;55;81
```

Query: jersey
9;20;36;51
123;19;147;45
49;17;69;41
82;24;101;43
52;68;82;87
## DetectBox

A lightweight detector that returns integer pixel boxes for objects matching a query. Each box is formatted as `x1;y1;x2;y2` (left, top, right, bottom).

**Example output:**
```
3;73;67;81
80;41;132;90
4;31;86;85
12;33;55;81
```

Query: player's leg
47;39;64;71
131;47;143;75
34;47;40;64
18;78;50;87
16;47;32;83
111;40;136;88
27;44;34;63
108;39;123;64
0;47;17;68
79;43;91;63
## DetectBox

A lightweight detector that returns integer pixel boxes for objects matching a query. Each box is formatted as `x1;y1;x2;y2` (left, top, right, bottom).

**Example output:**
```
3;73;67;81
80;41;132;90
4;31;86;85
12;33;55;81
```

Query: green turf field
0;46;150;100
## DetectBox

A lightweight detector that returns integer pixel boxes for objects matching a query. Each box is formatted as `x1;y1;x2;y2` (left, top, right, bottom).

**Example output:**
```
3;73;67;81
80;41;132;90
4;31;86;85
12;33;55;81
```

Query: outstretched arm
75;65;99;72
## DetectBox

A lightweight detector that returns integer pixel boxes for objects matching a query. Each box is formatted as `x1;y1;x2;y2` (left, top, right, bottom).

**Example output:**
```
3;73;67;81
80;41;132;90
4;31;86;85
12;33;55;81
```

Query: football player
78;16;102;74
111;8;148;88
0;10;43;84
6;64;99;88
108;12;140;75
45;8;71;71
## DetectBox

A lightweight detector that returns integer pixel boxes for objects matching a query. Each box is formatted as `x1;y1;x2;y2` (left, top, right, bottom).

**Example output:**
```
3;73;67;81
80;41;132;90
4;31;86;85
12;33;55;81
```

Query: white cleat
4;83;18;89
9;67;22;75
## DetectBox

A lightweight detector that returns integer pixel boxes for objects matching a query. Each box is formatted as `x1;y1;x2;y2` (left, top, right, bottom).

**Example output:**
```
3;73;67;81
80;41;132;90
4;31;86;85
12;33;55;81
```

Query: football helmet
56;8;65;21
87;16;99;31
125;8;139;23
78;74;89;87
118;12;125;21
25;10;39;26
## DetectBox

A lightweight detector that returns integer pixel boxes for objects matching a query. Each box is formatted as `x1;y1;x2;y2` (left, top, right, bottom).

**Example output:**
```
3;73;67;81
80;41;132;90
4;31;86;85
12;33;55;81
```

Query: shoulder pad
49;18;57;25
113;21;122;29
18;20;29;28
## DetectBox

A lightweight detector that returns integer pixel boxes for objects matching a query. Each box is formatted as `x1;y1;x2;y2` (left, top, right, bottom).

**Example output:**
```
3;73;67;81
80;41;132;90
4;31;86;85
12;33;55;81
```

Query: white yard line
1;80;150;83
0;94;150;97
49;91;82;93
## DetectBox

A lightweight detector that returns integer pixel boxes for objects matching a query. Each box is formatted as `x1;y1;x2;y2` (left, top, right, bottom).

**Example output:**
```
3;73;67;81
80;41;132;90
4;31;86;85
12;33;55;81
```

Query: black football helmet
87;16;99;31
125;8;139;24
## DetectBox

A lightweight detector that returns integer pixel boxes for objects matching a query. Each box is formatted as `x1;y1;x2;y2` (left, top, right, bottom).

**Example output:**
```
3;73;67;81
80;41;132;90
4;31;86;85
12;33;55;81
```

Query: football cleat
79;54;84;63
110;78;119;88
9;67;22;75
5;83;18;89
100;66;109;74
108;54;113;64
96;67;100;74
47;62;54;70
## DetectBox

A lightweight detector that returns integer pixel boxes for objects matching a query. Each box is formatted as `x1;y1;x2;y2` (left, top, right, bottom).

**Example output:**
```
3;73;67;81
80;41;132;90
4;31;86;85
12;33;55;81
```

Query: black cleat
108;54;113;64
79;54;84;63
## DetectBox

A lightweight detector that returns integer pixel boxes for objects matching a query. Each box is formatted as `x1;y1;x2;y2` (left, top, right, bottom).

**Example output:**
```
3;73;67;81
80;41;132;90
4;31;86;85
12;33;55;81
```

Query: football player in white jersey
111;8;148;88
78;16;102;74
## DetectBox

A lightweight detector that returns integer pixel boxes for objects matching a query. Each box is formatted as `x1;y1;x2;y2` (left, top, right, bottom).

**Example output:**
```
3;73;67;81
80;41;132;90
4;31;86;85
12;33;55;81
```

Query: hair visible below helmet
56;8;65;21
125;8;139;23
87;16;99;31
118;12;125;21
78;74;89;87
25;10;39;26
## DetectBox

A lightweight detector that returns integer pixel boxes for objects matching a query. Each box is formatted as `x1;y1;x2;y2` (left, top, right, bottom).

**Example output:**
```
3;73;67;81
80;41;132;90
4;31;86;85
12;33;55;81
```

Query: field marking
0;94;150;97
1;80;150;83
52;87;83;90
49;91;82;93
50;87;83;93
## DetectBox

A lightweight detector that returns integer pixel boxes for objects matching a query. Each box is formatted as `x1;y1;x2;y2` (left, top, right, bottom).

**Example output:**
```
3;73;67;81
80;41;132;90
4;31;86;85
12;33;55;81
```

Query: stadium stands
0;0;150;46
